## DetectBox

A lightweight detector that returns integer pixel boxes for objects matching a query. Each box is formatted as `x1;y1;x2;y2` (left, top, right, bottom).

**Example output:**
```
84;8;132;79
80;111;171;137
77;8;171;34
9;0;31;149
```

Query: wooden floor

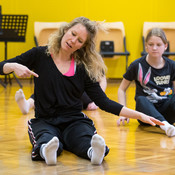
0;79;175;175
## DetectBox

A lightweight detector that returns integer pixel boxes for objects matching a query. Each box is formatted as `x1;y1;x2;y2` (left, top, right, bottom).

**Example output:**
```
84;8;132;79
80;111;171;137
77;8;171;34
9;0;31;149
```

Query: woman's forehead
69;24;88;39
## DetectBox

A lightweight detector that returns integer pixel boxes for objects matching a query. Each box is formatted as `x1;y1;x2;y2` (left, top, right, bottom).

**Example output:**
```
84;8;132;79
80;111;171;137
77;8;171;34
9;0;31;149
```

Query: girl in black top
117;28;175;137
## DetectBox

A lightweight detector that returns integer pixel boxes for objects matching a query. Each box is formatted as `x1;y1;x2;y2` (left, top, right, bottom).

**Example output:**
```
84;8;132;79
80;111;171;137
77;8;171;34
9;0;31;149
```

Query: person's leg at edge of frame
159;95;175;137
136;96;175;137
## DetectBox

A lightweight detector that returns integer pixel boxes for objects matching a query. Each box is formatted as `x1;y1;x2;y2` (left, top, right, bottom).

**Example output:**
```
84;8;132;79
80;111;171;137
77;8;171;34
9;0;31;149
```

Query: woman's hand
139;113;164;126
14;63;38;78
4;63;38;78
119;106;164;126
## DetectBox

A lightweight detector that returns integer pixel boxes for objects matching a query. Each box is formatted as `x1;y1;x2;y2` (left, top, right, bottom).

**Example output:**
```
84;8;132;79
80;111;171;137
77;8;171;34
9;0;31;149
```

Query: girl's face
145;36;167;59
61;23;88;54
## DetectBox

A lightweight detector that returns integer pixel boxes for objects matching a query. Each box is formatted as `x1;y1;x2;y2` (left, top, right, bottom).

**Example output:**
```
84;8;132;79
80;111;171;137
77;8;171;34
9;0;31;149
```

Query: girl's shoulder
163;56;175;70
163;56;175;64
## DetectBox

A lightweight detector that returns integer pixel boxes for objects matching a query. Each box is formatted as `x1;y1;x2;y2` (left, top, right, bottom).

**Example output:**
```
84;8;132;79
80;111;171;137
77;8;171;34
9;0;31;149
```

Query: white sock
40;137;59;165
88;134;105;165
160;121;175;137
15;89;30;114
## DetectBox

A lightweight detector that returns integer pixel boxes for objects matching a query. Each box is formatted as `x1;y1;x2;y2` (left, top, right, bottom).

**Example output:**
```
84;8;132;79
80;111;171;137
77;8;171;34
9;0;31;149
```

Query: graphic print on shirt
137;63;172;103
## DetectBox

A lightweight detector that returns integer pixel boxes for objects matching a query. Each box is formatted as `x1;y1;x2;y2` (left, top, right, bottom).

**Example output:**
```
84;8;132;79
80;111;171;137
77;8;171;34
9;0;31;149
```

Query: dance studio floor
0;79;175;175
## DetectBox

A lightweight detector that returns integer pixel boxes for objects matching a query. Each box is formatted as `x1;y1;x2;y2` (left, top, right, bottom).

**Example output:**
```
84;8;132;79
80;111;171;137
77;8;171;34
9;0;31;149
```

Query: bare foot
86;102;98;111
15;89;30;114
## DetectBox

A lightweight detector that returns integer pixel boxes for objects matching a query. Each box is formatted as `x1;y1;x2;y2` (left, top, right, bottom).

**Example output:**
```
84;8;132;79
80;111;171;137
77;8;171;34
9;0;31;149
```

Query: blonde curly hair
47;17;107;82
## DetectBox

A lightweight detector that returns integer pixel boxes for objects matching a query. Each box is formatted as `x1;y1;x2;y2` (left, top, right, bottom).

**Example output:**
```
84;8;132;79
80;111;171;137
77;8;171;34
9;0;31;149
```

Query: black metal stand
0;14;28;88
0;79;6;88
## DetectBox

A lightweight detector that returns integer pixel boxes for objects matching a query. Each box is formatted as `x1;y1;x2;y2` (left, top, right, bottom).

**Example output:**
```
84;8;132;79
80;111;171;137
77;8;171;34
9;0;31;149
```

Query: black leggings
28;113;109;161
136;95;175;125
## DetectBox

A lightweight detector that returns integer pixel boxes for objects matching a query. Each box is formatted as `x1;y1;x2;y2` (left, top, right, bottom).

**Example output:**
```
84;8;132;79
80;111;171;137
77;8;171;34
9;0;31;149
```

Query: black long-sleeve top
0;46;123;118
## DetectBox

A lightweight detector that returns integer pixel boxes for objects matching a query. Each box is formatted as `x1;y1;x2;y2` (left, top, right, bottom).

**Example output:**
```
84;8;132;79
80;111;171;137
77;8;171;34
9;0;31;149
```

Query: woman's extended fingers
18;70;38;78
29;70;39;77
14;64;39;78
150;117;164;126
23;70;39;78
139;113;164;126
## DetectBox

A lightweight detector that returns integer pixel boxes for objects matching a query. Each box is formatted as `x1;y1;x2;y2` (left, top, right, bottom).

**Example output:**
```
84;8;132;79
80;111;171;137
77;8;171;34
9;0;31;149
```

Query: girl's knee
136;96;147;103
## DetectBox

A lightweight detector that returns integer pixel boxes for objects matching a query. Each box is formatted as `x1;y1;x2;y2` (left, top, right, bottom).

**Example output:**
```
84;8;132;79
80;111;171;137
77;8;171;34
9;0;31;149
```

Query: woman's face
61;23;88;54
145;36;167;59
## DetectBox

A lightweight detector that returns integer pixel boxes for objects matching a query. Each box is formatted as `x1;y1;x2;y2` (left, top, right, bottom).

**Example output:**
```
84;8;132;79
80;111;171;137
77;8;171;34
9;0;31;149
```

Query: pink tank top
51;54;75;77
63;58;75;76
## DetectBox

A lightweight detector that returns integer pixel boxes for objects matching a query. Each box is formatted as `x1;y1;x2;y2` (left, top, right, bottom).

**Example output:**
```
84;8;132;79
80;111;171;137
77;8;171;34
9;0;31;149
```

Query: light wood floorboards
0;80;175;175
